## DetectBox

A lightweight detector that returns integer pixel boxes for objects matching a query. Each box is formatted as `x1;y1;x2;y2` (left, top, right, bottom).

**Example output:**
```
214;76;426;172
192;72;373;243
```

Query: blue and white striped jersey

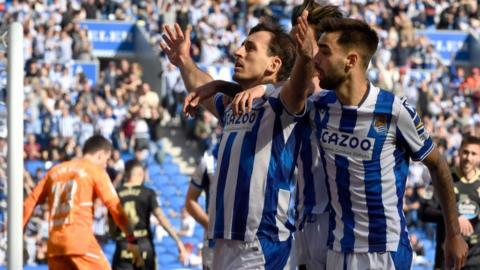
264;85;329;230
207;90;308;242
294;118;328;229
311;84;434;253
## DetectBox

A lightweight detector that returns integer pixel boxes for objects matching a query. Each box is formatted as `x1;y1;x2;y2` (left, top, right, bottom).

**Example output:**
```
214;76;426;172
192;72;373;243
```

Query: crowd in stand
0;0;478;267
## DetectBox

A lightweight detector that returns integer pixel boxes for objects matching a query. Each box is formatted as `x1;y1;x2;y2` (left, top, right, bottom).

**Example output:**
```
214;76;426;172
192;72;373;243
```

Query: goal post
6;22;24;270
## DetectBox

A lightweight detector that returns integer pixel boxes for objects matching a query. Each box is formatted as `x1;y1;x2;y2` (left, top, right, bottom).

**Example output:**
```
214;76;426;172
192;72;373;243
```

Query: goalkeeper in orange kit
23;135;143;270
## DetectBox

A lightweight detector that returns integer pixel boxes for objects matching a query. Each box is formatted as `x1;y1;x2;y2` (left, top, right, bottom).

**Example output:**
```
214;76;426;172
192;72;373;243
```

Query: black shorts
112;239;156;270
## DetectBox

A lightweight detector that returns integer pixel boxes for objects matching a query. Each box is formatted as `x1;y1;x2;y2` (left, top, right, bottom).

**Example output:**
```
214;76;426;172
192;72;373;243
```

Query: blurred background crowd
0;0;479;268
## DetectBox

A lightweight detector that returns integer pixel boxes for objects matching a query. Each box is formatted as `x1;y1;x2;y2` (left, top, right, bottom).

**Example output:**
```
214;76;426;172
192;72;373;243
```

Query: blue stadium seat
161;185;178;197
177;182;190;195
23;265;48;270
170;196;185;211
163;163;180;175
157;253;177;265
171;174;189;184
148;164;163;177
151;174;170;185
102;241;116;256
25;160;45;176
163;155;173;163
162;261;188;269
155;244;167;254
120;151;134;161
194;227;205;239
169;218;181;229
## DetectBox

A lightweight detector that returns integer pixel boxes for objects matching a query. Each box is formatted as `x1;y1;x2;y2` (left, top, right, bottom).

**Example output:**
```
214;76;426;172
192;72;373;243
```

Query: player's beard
319;72;346;90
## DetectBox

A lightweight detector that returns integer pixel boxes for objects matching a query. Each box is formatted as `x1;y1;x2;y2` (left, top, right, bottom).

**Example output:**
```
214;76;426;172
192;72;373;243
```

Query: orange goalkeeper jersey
23;158;130;257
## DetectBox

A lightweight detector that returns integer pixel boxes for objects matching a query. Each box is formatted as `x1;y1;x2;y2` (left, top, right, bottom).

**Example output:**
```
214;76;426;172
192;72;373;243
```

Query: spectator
73;28;93;60
24;134;41;160
96;106;116;141
138;83;160;120
58;30;73;62
404;185;421;228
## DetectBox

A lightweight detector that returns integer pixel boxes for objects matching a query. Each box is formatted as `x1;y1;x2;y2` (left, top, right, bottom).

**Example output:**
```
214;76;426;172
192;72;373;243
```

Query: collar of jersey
336;81;372;109
459;169;480;184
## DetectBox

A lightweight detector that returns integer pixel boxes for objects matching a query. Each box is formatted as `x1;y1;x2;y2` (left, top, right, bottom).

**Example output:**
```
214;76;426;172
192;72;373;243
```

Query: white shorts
295;212;329;269
212;237;292;270
326;240;413;270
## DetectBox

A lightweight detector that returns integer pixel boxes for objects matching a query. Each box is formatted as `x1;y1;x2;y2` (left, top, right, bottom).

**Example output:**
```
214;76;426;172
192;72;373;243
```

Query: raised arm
422;149;468;270
280;10;316;114
160;23;218;116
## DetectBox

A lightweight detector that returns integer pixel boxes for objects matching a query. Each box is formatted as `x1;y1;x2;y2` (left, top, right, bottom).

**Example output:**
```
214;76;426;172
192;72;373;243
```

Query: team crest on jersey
373;114;387;135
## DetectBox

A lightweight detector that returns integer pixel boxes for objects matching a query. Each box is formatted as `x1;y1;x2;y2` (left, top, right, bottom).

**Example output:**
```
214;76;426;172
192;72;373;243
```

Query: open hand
294;10;317;60
160;23;192;67
231;85;267;116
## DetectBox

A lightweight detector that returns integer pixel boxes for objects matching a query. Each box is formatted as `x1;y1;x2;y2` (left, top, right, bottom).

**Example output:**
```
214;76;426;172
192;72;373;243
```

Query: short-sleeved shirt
190;150;216;212
208;89;309;242
114;185;160;240
311;84;434;253
23;159;130;257
453;170;480;246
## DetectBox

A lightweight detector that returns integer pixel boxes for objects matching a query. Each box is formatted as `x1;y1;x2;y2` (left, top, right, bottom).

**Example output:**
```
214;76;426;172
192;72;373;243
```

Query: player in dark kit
452;136;480;269
111;159;187;270
420;136;480;269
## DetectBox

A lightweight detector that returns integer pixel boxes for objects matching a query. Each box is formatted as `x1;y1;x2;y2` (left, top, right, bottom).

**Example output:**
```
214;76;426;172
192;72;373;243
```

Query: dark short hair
460;136;480;149
82;135;113;155
124;159;144;181
291;1;343;26
249;23;295;82
317;18;379;68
